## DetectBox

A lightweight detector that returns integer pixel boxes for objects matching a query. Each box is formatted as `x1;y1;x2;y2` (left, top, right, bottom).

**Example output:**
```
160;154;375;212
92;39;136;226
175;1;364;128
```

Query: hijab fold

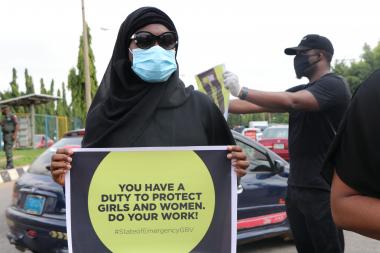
82;7;191;148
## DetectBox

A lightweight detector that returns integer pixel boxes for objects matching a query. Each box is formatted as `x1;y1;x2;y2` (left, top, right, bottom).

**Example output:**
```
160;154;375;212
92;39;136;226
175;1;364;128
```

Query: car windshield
51;136;82;148
262;128;288;139
28;136;83;176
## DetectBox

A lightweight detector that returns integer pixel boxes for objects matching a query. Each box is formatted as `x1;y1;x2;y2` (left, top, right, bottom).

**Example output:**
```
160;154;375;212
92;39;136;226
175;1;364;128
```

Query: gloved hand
223;71;241;97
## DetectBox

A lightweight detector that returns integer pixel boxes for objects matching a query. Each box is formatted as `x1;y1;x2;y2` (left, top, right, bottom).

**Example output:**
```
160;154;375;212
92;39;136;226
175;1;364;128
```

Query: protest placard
65;147;236;253
195;64;230;119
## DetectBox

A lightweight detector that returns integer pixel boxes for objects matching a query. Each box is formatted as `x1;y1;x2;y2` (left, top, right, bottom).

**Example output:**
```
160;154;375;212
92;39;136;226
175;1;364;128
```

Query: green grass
0;148;46;170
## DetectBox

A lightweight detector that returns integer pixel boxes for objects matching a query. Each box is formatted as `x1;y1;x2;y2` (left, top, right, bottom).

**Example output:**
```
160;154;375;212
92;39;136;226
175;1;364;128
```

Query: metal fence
0;114;82;149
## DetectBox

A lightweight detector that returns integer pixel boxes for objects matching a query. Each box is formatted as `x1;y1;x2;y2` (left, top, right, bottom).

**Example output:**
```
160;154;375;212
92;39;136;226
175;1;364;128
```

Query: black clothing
323;69;380;198
82;7;188;148
285;73;350;253
287;73;351;190
1;113;17;169
71;7;235;252
133;90;234;146
81;6;234;148
286;187;344;253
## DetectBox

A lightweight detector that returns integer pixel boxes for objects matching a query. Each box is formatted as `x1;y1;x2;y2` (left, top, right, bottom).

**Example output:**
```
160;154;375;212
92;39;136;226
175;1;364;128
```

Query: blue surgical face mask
130;45;177;83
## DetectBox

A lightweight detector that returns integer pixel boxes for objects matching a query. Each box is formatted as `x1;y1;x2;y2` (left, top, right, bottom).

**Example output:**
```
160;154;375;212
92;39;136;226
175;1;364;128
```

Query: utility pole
81;0;92;112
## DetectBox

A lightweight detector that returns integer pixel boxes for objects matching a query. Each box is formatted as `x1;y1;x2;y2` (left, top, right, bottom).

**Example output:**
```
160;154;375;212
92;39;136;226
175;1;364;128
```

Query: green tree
227;112;288;128
24;68;35;94
270;113;289;124
36;78;47;114
67;24;98;125
45;79;55;115
10;68;21;98
40;78;47;94
67;67;81;119
333;41;380;93
57;82;70;116
49;79;55;95
2;68;25;113
56;89;64;115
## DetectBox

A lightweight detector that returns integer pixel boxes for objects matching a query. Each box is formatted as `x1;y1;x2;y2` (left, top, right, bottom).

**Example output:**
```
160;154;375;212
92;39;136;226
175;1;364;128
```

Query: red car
34;134;55;149
241;127;262;141
259;125;289;161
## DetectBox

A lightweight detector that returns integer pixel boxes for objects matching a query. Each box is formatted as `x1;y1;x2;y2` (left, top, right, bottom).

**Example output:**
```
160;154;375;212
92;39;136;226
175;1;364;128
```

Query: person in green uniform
1;105;19;169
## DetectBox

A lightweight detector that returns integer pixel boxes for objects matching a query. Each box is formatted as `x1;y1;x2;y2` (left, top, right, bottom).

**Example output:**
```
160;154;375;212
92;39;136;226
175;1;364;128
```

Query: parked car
248;120;268;132
259;125;289;161
34;134;55;149
242;127;262;141
6;129;290;252
232;125;245;134
234;131;291;244
6;129;84;253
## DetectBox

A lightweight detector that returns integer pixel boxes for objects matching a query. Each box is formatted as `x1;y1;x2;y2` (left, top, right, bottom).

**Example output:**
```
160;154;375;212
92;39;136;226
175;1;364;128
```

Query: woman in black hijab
51;7;248;184
323;69;380;240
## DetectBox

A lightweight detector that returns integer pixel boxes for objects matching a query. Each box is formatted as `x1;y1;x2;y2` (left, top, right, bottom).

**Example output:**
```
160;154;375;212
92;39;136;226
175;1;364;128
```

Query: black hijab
82;7;192;148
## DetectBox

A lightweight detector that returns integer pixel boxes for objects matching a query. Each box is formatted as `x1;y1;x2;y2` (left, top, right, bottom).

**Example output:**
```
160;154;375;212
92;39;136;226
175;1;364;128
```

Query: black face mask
293;54;320;79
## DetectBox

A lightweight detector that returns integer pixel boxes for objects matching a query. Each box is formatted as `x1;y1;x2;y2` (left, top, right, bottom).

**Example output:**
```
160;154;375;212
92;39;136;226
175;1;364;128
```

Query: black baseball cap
284;34;334;55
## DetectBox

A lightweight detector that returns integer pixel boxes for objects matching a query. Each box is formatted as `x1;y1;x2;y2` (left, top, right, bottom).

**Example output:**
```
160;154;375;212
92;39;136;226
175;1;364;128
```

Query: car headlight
11;184;20;206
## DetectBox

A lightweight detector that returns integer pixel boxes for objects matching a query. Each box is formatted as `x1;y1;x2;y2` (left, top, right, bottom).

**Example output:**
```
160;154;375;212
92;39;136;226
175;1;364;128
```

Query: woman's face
128;24;174;61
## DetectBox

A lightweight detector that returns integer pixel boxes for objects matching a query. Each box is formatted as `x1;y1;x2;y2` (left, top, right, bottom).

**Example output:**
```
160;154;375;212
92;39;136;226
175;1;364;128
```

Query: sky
1;0;379;100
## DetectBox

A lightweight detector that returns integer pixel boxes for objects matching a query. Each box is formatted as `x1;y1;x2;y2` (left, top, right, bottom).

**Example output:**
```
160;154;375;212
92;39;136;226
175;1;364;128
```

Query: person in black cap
223;34;351;252
323;69;380;240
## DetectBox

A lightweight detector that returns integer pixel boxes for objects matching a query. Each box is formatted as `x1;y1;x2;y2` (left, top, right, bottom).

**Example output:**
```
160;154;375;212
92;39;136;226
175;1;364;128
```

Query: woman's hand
227;145;249;177
51;148;73;186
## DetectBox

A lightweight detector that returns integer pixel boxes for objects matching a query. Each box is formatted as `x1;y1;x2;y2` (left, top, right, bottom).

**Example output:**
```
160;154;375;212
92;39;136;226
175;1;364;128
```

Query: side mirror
249;164;272;172
274;160;286;174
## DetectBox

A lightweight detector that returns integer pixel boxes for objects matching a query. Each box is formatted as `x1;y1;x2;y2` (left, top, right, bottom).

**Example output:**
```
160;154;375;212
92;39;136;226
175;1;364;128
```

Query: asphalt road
1;181;379;253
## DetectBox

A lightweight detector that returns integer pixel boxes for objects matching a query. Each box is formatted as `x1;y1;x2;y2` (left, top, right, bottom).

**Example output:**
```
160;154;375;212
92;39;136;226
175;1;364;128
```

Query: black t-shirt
287;73;351;190
323;69;380;198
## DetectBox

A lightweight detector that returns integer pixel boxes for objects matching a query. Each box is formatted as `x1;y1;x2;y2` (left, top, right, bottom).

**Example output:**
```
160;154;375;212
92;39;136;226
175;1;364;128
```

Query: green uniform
1;113;18;169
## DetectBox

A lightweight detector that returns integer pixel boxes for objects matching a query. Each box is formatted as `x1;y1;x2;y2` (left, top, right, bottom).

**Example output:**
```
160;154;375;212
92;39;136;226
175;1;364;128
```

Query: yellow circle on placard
88;151;215;253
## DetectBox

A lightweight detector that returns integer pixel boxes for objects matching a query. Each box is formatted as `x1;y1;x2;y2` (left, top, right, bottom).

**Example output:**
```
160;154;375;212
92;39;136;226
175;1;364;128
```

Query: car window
235;140;272;173
28;150;54;176
28;136;83;176
262;128;288;139
51;136;83;148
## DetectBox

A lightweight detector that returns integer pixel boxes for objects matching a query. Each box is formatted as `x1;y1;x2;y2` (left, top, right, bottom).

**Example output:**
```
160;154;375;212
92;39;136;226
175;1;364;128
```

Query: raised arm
242;89;319;111
224;71;319;113
229;99;286;114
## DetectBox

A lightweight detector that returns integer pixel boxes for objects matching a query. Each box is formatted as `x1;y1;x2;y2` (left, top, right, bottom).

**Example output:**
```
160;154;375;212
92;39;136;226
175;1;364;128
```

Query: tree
36;78;47;114
67;67;81;118
227;112;288;128
24;68;35;94
40;78;47;94
45;79;56;115
333;41;380;93
56;82;70;116
67;24;98;125
10;68;21;98
0;68;25;113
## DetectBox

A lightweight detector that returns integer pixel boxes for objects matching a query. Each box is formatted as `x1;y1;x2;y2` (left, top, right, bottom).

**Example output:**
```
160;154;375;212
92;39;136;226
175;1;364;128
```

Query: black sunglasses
130;31;178;50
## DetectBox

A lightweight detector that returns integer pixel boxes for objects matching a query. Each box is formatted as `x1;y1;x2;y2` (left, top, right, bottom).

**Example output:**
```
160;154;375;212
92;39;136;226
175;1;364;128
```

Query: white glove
223;71;241;97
